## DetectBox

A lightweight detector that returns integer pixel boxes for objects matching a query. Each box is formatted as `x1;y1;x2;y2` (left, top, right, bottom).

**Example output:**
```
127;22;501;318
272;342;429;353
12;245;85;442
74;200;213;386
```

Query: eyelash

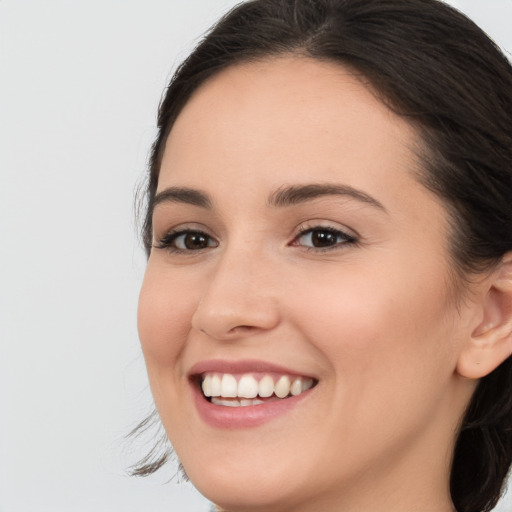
154;225;357;254
154;229;217;253
291;225;357;252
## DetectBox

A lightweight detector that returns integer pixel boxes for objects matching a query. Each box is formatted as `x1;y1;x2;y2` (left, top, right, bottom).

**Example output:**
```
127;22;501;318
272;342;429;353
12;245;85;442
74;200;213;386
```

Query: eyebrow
268;183;386;211
152;187;212;210
152;182;385;213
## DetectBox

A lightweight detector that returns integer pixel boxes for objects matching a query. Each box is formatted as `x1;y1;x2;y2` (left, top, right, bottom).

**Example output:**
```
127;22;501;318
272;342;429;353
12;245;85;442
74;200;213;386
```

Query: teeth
201;372;315;402
221;374;238;397
211;374;221;396
211;397;264;407
302;378;314;392
275;375;291;398
212;398;241;407
258;375;274;397
290;377;302;396
202;374;212;397
241;398;264;406
238;375;259;398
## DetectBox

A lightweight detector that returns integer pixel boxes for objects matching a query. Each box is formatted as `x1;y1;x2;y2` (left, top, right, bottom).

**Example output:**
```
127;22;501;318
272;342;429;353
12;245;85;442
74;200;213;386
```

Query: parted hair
136;2;512;511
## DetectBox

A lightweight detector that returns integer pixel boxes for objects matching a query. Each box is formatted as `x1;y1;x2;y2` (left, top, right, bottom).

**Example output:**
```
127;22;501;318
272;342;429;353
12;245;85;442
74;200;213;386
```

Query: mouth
198;372;316;407
188;360;318;427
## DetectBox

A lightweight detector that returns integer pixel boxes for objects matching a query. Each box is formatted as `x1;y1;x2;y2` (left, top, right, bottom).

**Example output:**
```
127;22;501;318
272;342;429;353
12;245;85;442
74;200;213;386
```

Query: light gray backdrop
1;1;511;511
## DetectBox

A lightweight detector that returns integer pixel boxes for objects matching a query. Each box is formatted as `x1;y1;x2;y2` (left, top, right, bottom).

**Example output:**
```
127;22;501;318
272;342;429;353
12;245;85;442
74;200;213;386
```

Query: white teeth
240;398;264;406
212;398;241;407
221;374;238;397
290;377;302;396
202;372;315;402
275;375;291;398
202;374;212;397
212;397;264;407
238;375;259;398
258;375;274;397
211;374;221;396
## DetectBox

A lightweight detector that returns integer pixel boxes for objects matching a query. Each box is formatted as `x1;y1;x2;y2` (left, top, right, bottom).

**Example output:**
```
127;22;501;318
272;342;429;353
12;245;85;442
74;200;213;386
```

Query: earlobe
456;253;512;380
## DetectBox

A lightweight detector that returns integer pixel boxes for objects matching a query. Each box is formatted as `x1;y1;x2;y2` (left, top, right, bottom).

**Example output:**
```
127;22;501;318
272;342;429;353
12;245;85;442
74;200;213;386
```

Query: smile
189;361;318;427
201;373;315;407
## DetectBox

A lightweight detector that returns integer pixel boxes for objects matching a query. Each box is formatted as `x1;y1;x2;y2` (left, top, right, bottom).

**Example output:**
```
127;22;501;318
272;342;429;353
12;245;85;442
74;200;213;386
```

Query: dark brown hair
135;2;512;511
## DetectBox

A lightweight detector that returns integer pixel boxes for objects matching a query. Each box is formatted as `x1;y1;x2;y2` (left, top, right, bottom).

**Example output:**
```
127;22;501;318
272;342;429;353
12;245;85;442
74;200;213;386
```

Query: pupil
312;231;336;247
185;233;208;249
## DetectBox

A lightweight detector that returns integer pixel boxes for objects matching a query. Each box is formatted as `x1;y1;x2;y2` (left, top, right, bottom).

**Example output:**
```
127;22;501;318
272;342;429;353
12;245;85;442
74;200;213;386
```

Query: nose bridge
191;239;280;339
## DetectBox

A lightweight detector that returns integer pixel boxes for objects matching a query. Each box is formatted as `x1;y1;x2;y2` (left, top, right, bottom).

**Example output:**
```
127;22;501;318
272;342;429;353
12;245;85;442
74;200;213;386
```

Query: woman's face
138;58;476;511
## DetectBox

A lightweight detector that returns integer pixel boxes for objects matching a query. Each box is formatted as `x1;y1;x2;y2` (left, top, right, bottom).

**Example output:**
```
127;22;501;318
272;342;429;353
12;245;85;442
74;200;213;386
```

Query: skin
138;57;483;512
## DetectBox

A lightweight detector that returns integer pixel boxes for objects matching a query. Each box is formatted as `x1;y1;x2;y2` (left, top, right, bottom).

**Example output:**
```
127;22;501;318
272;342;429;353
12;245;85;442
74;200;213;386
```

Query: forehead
159;56;424;211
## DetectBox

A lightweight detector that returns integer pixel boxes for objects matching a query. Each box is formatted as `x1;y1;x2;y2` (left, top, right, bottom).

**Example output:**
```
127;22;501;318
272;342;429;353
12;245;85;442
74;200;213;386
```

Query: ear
456;253;512;380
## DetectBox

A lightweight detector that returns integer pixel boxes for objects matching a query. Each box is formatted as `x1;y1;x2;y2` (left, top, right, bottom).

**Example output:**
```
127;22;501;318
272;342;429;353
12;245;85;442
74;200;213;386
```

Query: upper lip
188;359;317;379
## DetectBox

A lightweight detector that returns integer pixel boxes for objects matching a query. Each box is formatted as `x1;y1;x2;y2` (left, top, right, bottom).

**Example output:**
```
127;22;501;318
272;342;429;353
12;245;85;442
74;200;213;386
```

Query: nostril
229;325;256;334
196;322;264;341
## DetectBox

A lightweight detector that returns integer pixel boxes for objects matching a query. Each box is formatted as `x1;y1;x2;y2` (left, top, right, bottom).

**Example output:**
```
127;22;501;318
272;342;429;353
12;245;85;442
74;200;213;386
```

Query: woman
135;1;512;511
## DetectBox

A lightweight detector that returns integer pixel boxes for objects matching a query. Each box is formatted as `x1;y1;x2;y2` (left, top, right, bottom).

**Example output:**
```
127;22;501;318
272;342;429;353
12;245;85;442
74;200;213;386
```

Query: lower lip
191;382;313;429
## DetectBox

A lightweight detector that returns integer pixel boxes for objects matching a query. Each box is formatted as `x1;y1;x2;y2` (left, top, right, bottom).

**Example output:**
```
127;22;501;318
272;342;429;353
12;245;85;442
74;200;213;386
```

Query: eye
154;229;218;252
292;226;356;250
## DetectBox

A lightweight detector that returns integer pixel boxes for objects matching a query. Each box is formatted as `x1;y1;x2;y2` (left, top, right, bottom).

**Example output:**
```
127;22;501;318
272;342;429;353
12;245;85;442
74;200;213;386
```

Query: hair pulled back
139;2;512;511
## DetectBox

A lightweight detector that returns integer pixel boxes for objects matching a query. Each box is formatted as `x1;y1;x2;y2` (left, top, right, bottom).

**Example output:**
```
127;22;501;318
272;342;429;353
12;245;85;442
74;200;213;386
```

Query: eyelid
153;222;216;242
289;221;358;250
292;220;358;240
153;224;219;252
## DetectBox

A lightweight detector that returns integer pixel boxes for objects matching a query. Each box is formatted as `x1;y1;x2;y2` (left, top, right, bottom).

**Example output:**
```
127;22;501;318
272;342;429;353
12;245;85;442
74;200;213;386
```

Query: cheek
284;265;460;463
289;258;457;384
137;266;196;370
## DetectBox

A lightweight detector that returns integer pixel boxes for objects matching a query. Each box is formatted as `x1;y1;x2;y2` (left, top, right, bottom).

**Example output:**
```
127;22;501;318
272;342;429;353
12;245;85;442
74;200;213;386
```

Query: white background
1;1;511;511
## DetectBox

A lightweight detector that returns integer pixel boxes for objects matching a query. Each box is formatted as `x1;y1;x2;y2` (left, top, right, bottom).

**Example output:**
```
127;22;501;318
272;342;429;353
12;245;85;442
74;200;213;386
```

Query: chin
178;447;315;512
193;476;301;512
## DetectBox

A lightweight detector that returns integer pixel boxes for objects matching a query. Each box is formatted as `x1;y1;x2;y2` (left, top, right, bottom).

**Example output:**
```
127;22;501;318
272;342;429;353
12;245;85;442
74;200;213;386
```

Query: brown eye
179;232;211;250
310;230;339;247
155;229;218;252
294;227;356;249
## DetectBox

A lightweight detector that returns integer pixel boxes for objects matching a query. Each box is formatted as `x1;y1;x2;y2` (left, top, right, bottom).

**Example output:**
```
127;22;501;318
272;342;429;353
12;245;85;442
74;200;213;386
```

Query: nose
191;248;281;341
